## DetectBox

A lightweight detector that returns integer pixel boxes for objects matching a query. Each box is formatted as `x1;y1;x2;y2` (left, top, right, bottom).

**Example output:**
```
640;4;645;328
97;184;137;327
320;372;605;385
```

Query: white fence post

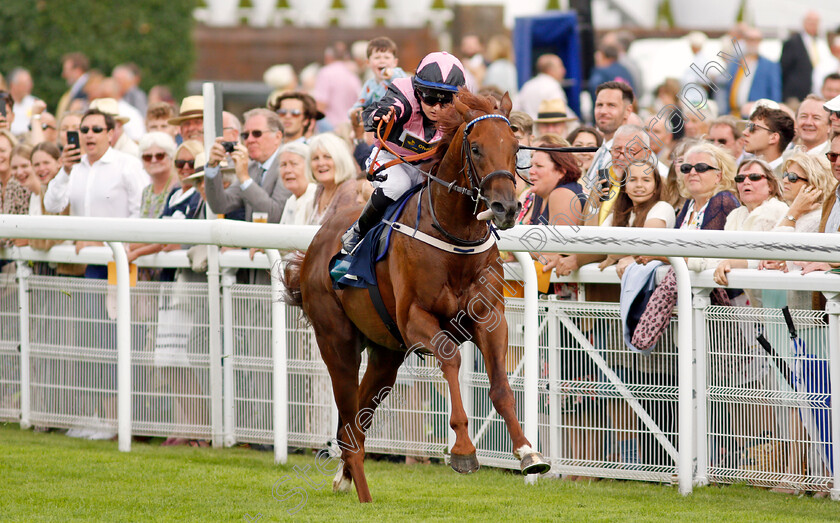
513;253;539;485
205;246;224;448
16;258;32;430
106;242;132;452
825;293;840;501
221;269;237;447
692;288;712;487
669;257;694;495
546;297;561;473
266;250;288;465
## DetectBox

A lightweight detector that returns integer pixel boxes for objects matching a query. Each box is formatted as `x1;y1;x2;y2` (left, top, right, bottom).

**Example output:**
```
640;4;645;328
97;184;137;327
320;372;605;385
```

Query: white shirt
280;183;317;225
601;200;676;228
11;94;38;137
769;155;784;176
513;73;567;120
812;55;839;95
805;140;830;157
44;147;149;217
28;192;42;216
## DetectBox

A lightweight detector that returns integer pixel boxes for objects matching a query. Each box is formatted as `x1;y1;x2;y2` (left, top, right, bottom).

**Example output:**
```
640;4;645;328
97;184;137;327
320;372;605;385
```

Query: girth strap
367;283;406;349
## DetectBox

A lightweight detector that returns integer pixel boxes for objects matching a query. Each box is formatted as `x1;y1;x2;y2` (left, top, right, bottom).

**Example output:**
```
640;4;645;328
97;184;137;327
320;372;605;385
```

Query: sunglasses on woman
782;171;808;183
174;159;195;169
142;152;167;163
734;173;767;183
679;162;719;174
277;108;303;117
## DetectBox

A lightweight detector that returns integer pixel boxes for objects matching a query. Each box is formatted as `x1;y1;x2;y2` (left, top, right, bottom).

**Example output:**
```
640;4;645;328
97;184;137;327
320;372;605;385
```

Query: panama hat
825;94;840;113
535;98;576;123
185;151;206;181
168;96;204;125
89;98;129;124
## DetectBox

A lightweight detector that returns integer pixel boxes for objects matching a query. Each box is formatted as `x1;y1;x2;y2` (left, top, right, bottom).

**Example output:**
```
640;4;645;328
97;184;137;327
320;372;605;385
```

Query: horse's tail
281;251;305;308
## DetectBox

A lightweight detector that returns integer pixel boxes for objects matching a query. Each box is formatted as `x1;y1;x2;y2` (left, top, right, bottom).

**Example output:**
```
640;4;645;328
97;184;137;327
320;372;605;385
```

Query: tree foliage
0;0;197;110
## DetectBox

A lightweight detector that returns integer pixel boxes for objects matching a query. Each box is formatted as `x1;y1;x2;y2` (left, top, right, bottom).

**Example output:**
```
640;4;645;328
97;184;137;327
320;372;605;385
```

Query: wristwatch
785;215;797;223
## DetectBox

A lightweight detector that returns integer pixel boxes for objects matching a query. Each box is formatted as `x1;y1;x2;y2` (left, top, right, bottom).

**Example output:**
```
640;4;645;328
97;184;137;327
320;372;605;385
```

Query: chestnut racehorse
284;90;550;502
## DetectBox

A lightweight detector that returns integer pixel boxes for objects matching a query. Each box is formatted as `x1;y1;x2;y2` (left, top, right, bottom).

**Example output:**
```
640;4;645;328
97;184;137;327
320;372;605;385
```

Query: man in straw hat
169;95;204;143
534;98;577;138
89;97;140;157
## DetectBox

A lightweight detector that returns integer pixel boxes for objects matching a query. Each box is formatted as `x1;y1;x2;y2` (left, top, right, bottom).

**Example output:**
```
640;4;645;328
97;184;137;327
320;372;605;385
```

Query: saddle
328;184;425;348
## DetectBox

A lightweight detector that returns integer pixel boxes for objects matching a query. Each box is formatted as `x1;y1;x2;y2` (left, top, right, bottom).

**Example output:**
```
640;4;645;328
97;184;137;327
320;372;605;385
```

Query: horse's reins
367;108;599;246
518;145;600;153
367;109;440;182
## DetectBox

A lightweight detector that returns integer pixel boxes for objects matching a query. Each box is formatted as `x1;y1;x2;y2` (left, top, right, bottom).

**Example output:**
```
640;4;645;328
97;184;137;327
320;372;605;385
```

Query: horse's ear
454;95;471;120
500;92;512;117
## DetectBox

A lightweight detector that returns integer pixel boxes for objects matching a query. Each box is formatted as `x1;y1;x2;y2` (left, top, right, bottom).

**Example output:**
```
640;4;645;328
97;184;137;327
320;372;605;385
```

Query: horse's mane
431;89;499;165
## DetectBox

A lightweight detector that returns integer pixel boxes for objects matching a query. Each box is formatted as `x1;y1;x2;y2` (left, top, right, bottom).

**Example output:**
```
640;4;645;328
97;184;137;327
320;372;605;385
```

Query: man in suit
204;108;290;223
724;27;782;115
780;11;821;103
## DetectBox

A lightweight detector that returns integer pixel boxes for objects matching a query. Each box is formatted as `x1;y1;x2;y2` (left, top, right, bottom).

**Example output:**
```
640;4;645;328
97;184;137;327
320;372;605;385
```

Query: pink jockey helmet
413;52;467;94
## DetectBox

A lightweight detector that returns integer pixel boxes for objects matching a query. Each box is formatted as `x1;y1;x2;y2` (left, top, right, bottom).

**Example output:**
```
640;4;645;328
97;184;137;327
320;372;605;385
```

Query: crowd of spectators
1;11;840;487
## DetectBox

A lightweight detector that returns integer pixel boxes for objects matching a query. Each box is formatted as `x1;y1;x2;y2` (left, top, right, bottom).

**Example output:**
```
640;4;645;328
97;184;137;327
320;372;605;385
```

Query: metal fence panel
27;276;117;435
130;278;211;439
704;305;832;492
0;268;20;421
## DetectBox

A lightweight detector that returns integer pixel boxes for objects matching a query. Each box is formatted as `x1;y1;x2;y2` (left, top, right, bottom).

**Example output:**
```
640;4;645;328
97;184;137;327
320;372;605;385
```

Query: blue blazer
722;56;782;115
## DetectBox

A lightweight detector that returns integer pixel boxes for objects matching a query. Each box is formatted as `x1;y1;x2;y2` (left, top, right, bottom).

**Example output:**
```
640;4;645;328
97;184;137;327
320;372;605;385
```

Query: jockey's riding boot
341;188;395;254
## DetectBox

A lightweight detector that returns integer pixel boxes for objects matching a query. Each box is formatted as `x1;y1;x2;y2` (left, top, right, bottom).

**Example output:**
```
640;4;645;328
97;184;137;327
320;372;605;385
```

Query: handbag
631;267;734;351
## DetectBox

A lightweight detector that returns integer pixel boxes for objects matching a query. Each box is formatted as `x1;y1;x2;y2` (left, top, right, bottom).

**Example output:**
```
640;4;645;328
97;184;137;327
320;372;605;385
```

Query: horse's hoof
520;451;551;475
333;476;352;492
333;463;352;492
450;452;480;474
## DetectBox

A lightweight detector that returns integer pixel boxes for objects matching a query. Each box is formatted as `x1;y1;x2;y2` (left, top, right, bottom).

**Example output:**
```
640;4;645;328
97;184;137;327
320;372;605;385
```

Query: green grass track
1;423;836;522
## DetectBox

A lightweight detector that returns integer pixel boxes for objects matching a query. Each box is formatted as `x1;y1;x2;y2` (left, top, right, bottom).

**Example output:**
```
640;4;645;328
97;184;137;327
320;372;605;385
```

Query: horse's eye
471;144;481;156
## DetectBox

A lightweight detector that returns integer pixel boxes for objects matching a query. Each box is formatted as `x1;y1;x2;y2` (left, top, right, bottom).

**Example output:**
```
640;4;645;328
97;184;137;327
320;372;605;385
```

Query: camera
221;141;237;154
0;93;6;117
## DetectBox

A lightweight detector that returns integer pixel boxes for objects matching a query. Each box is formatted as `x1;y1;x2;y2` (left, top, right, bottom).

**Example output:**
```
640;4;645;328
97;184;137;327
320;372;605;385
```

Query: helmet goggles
416;87;454;107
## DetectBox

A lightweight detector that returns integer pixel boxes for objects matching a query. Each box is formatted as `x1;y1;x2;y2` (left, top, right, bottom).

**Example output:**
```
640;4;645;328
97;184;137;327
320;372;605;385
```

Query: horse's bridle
424;113;517;245
426;114;516;210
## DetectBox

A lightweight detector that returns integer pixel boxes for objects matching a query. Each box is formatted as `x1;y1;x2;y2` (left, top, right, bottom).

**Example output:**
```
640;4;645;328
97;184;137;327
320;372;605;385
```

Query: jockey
341;51;467;254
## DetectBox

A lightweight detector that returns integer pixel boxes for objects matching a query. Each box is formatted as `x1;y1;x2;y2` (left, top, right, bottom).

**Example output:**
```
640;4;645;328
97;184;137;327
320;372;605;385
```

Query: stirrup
341;226;362;255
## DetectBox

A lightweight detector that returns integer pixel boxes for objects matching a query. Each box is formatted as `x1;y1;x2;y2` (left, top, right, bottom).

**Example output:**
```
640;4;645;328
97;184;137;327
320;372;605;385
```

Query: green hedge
0;0;197;111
